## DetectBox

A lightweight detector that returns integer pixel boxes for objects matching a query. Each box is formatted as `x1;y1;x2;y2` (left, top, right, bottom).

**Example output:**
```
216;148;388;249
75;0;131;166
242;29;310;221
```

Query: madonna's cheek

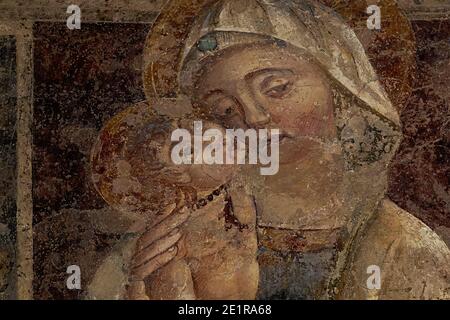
268;108;332;138
268;100;335;137
293;115;329;137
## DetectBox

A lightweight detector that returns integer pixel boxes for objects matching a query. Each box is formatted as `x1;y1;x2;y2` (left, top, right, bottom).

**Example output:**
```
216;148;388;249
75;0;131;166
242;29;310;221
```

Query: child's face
186;161;237;191
158;120;238;192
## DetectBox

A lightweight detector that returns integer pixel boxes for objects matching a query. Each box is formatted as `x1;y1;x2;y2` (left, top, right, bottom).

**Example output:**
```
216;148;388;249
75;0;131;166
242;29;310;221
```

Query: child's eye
214;96;240;118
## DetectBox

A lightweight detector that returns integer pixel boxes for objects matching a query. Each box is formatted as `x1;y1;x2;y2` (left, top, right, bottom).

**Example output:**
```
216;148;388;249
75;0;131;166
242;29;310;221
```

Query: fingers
148;189;187;228
134;229;182;267
131;246;178;280
137;207;189;251
149;203;178;228
130;193;190;282
126;280;149;300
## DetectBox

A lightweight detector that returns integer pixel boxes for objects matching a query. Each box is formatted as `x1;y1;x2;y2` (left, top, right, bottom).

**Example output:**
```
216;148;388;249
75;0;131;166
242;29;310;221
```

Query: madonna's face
192;42;337;143
191;41;348;231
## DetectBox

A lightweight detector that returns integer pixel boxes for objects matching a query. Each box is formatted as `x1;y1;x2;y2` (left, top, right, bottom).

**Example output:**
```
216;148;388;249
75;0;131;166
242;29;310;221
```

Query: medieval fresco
0;0;449;300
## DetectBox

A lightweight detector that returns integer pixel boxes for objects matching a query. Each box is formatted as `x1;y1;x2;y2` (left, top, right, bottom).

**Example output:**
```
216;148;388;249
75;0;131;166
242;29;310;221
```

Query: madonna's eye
261;76;294;98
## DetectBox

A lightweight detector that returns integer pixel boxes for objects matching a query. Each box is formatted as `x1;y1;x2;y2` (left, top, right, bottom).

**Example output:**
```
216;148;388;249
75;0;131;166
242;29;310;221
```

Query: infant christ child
91;105;259;300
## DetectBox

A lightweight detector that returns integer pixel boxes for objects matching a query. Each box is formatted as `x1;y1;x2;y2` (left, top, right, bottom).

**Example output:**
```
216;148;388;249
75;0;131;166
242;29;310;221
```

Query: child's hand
125;280;149;300
129;206;189;284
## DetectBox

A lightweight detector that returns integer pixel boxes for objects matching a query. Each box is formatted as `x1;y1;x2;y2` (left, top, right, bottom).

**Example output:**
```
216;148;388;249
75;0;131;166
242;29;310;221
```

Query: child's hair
91;102;197;220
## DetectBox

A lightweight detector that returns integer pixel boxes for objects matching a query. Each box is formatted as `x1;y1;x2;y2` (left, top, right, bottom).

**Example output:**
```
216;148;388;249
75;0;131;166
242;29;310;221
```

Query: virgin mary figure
88;0;450;300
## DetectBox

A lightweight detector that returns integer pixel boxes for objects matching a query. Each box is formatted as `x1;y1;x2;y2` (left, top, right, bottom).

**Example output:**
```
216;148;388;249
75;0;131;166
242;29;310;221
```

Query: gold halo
321;0;416;110
143;0;416;110
142;0;215;100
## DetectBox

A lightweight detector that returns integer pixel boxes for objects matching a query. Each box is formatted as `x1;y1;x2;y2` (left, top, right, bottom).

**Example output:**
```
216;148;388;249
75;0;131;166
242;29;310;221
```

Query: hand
126;205;189;299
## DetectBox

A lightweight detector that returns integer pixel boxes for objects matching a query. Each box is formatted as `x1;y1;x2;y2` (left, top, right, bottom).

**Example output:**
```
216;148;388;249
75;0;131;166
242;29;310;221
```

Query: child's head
91;101;236;223
174;118;238;191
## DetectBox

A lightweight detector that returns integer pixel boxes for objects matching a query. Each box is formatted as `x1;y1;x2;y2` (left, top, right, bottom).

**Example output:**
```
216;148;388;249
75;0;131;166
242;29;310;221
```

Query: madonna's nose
245;109;270;128
236;84;270;128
